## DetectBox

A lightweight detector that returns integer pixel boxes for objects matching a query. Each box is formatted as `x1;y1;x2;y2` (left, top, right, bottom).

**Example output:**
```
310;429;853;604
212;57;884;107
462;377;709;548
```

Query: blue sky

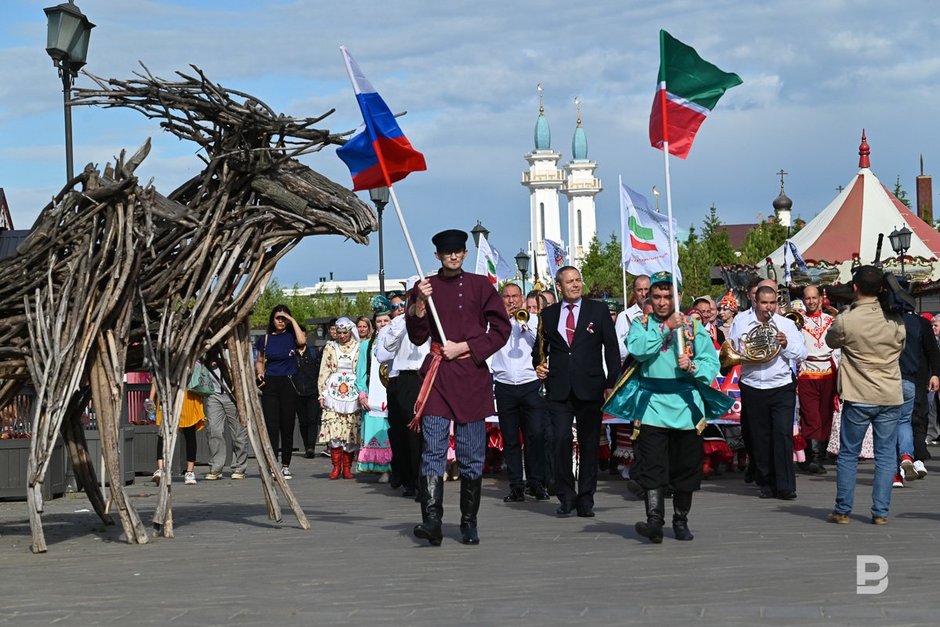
3;0;940;286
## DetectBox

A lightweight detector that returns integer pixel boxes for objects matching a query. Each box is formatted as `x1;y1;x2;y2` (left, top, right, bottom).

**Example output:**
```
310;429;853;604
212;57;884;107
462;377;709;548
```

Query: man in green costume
603;272;732;543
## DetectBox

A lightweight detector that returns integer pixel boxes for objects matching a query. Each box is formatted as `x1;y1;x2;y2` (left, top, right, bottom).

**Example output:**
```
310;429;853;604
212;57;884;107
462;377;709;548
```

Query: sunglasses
391;303;407;310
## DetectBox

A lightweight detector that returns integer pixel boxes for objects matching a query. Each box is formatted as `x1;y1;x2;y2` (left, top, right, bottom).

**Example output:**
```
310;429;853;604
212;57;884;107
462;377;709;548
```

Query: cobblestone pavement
2;448;940;626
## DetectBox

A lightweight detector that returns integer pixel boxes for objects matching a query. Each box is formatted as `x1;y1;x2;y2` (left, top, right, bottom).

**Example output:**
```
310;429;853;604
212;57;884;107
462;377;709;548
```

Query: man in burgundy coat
406;229;511;546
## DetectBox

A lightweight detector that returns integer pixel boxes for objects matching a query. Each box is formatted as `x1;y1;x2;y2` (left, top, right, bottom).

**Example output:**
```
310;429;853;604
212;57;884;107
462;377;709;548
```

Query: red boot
342;451;355;480
328;447;342;480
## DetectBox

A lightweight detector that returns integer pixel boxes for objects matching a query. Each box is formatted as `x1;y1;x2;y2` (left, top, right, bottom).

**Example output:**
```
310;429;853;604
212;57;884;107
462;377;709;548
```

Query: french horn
719;321;781;368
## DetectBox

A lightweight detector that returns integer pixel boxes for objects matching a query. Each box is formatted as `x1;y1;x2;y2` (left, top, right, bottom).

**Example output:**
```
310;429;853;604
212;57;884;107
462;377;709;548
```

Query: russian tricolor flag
337;46;427;191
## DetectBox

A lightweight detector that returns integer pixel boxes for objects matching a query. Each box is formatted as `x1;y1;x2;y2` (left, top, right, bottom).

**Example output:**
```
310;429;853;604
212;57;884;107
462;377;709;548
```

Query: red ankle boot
328;447;342;480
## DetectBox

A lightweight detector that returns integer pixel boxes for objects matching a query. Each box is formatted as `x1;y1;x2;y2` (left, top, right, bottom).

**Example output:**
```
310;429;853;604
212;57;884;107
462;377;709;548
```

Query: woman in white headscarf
318;317;362;479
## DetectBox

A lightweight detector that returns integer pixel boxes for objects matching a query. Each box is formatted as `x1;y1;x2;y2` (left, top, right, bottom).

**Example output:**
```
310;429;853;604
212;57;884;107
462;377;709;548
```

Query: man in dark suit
535;266;620;517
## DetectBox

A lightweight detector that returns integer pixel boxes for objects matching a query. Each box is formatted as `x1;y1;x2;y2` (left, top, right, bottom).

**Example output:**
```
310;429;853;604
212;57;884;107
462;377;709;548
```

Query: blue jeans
835;401;900;518
897;379;915;462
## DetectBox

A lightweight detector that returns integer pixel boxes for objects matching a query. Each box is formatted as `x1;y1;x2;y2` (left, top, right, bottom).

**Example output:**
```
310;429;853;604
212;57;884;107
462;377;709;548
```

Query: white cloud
4;0;940;286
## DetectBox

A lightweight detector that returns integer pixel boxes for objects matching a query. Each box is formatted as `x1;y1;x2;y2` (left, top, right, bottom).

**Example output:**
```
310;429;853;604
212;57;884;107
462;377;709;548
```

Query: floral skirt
358;411;392;473
319;409;361;446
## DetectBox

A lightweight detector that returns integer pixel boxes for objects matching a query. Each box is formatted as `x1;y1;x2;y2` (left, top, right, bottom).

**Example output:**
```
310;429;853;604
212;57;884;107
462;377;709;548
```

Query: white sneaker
900;458;918;482
151;469;163;484
281;467;292;480
913;460;928;479
184;471;197;485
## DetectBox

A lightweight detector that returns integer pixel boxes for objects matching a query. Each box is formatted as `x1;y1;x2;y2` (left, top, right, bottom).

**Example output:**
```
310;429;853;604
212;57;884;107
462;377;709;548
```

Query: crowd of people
152;227;940;545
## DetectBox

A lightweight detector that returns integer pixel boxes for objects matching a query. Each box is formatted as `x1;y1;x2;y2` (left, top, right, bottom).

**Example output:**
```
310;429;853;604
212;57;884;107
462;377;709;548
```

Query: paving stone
2;455;940;624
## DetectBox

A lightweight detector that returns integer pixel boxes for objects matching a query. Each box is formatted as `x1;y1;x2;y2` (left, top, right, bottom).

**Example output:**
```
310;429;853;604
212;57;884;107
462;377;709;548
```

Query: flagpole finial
537;83;544;115
574;97;581;127
859;129;871;168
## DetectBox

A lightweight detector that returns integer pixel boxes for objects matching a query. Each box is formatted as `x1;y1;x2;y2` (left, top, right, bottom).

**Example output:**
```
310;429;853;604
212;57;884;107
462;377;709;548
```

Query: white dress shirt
729;309;807;389
557;298;582;345
614;303;644;361
491;315;539;385
380;314;429;374
374;325;399;378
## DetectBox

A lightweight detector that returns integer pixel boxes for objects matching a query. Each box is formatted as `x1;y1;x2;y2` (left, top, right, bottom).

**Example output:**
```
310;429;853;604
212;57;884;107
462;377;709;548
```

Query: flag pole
387;186;447;343
658;30;684;353
619;175;628;303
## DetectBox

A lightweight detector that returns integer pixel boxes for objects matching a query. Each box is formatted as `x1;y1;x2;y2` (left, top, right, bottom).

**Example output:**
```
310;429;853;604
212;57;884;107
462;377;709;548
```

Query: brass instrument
776;283;805;330
379;363;390;388
534;307;547;398
514;309;530;324
783;309;805;330
719;321;781;368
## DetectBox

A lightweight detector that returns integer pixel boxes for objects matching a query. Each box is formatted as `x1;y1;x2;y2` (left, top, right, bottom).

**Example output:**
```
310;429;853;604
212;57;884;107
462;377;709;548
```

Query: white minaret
521;84;564;287
563;97;601;269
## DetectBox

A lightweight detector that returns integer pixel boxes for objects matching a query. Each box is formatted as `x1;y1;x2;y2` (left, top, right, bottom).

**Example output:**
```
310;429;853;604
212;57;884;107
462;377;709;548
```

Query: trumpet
514;308;530;324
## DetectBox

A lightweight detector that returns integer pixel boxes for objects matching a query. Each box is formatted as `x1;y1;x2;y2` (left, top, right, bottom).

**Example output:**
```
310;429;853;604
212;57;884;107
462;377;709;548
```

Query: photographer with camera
825;265;905;525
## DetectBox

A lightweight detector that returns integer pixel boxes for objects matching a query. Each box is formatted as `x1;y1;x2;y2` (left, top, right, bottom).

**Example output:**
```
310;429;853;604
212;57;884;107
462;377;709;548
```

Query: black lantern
470;221;490;248
888;225;913;278
44;1;94;182
515;249;530;293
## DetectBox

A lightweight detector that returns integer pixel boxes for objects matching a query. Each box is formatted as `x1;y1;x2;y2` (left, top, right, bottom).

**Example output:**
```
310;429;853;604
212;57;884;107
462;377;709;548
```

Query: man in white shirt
729;284;807;500
376;280;429;497
614;275;650;362
491;283;549;502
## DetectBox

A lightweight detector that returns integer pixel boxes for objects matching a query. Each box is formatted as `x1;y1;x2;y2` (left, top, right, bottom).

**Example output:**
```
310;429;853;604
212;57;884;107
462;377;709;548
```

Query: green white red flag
649;30;742;159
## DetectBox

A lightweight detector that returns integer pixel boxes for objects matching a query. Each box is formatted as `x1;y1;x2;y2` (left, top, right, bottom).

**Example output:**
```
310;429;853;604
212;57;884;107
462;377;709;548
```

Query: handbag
291;345;320;397
188;361;216;395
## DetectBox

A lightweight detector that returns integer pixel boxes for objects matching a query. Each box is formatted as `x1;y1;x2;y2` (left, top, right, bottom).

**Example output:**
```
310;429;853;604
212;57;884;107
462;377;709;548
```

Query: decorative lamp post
44;1;94;183
369;186;389;294
471;221;489;248
888;225;913;279
515;249;530;295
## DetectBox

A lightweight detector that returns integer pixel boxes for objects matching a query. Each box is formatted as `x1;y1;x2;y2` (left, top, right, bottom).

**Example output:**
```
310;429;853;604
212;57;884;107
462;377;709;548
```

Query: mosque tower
562;98;601;268
521;84;564;285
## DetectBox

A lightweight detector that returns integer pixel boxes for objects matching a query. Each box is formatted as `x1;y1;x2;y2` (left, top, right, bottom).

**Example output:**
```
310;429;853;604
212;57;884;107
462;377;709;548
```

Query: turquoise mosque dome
572;126;587;160
535;113;551;150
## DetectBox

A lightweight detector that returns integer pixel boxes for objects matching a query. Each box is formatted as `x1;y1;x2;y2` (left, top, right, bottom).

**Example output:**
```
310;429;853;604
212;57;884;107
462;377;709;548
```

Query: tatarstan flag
649;30;742;159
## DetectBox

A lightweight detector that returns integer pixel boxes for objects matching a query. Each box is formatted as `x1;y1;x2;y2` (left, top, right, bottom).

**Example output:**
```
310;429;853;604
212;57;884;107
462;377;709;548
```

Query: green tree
580;233;623;298
700;204;737;268
893;175;911;208
739;219;789;265
677;226;711;307
250;281;375;329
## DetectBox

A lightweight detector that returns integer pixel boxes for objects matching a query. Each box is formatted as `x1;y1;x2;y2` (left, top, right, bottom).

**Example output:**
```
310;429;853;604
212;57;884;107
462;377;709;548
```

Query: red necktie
566;303;576;345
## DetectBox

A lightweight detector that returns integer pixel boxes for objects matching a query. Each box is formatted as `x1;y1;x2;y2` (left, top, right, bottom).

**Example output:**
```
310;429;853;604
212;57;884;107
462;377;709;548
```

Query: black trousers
295;393;321;451
495;380;547;490
157;426;197;467
387;372;423;488
550;394;602;511
913;384;929;462
740;381;796;494
261;375;297;466
633;424;703;492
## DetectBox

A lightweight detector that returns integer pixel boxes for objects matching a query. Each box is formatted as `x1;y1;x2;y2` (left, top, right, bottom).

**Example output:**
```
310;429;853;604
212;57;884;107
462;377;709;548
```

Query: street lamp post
44;1;94;183
515;249;530;295
888;225;913;279
369;186;390;295
471;221;490;248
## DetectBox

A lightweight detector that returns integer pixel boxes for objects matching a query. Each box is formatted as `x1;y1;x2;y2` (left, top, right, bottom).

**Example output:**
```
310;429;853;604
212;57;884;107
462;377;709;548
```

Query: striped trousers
420;415;485;480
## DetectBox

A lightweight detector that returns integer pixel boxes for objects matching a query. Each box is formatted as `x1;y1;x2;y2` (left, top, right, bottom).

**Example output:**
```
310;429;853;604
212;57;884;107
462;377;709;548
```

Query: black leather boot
459;476;482;545
635;487;665;544
805;439;826;474
413;475;444;546
814;439;829;472
672;491;694;541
